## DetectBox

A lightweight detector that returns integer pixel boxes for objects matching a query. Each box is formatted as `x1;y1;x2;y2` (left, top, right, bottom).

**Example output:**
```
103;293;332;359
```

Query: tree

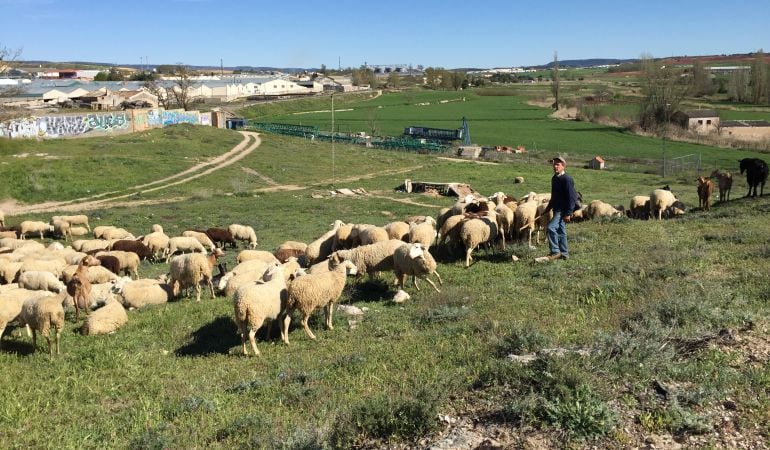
551;51;560;110
0;43;24;122
440;70;453;90
727;68;750;102
690;60;715;97
637;54;690;131
143;79;171;109
0;43;22;76
424;67;442;90
320;64;327;75
451;71;466;91
387;71;400;89
169;64;195;110
365;108;379;136
750;49;767;104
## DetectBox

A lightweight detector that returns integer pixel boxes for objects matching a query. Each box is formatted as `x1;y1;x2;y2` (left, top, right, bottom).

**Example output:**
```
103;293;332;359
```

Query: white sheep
169;248;224;302
18;293;66;356
19;221;54;240
19;257;67;277
17;270;66;293
513;198;539;248
52;219;72;241
166;236;208;262
0;230;17;239
534;202;554;246
332;223;355;251
281;259;357;342
80;297;128;336
328;239;404;280
228;224;258;249
461;210;499;267
218;258;271;297
115;278;174;309
181;230;216;252
232;263;288;356
383;221;410;242
95;250;140;279
586;200;624;220
628;196;651;220
305;220;344;265
408;216;437;250
92;225;117;239
151;224;164;233
0;288;55;349
236;250;279;265
51;215;90;231
0;261;23;284
69;226;90;237
72;239;111;254
393;243;443;293
142;231;170;261
61;264;118;285
0;237;44;250
437;214;467;250
649;189;677;220
358;225;389;246
100;227;135;241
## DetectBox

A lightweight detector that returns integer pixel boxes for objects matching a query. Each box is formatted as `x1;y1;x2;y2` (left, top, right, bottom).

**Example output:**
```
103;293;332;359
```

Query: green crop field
1;91;769;448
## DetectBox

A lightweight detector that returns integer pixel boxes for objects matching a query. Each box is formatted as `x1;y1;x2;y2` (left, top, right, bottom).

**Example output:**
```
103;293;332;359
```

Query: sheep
92;225;117;239
332;223;355;251
51;214;90;231
19;258;67;277
182;230;217;252
51;219;72;241
0;288;55;349
393;243;443;293
17;293;66;355
72;239;110;254
358;225;389;246
628;196;651;220
61;264;117;285
95;250;140;279
228;224;258;249
17;271;66;293
232;263;288;356
697;176;715;211
383;221;410;242
489;192;515;246
236;250;279;265
141;231;170;261
460;210;498;268
218;259;271;298
392;289;411;304
586;200;624;220
110;239;154;261
100;227;135;241
348;223;374;248
0;261;23;284
274;241;308;264
80;297;128;336
0;237;44;251
0;230;18;239
151;224;164;233
115;278;174;309
281;259;357;342
205;227;237;249
305;220;344;265
710;169;733;202
437;214;468;253
534;202;554;245
67;254;102;321
0;209;3;228
168;248;224;302
649;188;678;220
19;221;54;240
449;194;480;216
166;236;207;262
514;198;539;248
328;239;404;281
69;226;89;237
408;217;437;250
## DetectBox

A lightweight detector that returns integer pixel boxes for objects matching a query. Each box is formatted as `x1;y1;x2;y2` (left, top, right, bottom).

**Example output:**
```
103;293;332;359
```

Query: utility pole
220;58;224;77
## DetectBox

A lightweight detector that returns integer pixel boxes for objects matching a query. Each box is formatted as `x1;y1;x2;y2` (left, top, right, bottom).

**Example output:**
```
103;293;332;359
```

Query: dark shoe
559;254;569;260
534;253;562;263
547;253;563;261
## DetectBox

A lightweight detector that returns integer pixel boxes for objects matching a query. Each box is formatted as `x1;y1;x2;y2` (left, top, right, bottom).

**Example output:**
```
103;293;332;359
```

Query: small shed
671;109;720;134
588;156;605;170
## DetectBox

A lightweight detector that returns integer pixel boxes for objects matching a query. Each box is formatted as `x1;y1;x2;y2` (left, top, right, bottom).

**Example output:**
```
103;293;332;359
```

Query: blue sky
1;0;768;69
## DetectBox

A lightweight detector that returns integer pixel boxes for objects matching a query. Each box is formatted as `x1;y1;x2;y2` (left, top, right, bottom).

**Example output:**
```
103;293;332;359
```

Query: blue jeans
547;210;568;256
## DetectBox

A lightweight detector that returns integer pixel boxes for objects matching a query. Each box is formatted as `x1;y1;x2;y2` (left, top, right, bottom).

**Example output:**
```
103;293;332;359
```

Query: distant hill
540;58;639;69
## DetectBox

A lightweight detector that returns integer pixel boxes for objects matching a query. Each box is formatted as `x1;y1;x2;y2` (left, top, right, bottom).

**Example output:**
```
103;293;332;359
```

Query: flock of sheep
0;156;765;357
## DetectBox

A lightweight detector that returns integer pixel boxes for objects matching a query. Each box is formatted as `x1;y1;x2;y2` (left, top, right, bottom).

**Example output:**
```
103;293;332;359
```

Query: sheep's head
261;263;284;282
81;254;101;267
408;243;425;260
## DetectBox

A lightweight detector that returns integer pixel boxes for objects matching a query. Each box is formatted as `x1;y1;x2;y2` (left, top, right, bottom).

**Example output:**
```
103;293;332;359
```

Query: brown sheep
66;254;101;321
697;176;715;211
710;169;733;202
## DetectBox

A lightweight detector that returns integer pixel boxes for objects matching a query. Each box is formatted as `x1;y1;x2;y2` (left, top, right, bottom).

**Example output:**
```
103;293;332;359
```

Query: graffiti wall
0;108;212;139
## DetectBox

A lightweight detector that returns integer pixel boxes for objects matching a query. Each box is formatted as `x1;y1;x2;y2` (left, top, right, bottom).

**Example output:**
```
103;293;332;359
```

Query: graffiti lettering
86;113;128;131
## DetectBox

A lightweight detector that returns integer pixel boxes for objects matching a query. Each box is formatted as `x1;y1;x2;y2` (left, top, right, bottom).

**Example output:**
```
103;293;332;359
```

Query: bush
540;384;615;438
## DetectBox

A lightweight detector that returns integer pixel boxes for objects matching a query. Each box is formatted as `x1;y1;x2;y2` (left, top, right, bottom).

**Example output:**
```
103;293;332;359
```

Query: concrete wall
720;126;770;142
0;108;213;139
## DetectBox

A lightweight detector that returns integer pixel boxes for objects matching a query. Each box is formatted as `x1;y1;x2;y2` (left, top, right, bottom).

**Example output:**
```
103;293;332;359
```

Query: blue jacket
547;172;578;215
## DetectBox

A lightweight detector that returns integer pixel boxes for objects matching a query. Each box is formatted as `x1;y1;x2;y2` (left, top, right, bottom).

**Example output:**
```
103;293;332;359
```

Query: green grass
1;94;769;448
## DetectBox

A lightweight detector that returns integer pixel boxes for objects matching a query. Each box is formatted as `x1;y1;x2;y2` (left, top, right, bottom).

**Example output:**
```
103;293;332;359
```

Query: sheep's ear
409;244;424;259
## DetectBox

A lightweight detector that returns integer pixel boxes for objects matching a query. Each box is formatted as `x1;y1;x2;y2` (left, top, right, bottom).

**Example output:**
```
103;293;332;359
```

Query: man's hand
564;215;572;223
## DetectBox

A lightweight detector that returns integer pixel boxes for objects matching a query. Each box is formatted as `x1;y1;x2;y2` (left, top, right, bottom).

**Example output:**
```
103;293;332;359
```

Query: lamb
51;214;90;231
383;221;410;242
460;210;498;267
17;293;66;356
393;243;443;293
232;263;288;356
697;176;715;211
281;259;357;342
710;169;733;202
80;297;128;336
586;200;624;220
166;236;207;262
489;193;515;246
305;220;344;265
236;250;279;265
17;270;66;293
169;248;225;302
228;224;258;249
0;288;55;349
114;278;174;309
205;227;237;249
328;239;404;280
100;227;135;241
19;221;54;240
181;230;217;252
628;196;651;220
408;216;437;250
649;188;678;220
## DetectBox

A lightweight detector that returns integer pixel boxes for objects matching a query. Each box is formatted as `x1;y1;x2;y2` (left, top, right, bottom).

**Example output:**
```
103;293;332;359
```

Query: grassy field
1;92;769;448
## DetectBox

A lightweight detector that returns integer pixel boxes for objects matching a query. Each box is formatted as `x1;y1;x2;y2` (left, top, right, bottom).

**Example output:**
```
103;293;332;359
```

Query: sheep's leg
301;314;317;340
31;330;37;352
55;327;61;355
195;284;201;302
424;277;441;293
206;278;215;299
25;324;31;338
45;332;53;357
238;326;249;355
0;327;5;349
325;303;334;330
465;247;473;268
248;329;260;356
412;276;421;292
280;312;291;344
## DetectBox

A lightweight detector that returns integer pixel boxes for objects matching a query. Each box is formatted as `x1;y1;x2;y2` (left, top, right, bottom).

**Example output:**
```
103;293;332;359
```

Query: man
541;156;578;261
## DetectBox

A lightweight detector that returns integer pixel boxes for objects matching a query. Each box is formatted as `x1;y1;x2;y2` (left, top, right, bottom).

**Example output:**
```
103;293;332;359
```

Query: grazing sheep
18;293;66;356
305;220;344;265
408;217;437;250
228;224;258;249
51;219;72;241
72;239;111;254
649;188;678;220
96;250;140;279
628;196;651;220
19;221;53;240
332;223;355;251
232;263;288;356
218;259;271;298
383;221;410;242
710;169;733;202
739;157;768;198
281;259;357;342
92;225;117;239
100;228;135;241
61;264;117;285
181;230;217;252
141;231;170;261
166;236;207;262
151;224;164;233
0;261;23;284
437;214;469;253
80;297;128;336
69;226;89;237
0;288;54;349
169;248;225;302
51;215;90;231
110;240;154;261
328;239;404;280
514;199;539;248
461;210;498;268
358;225;389;246
274;241;307;264
393;243;443;293
205;227;237;249
17;271;66;293
115;278;174;309
19;258;67;277
586;200;624;219
236;250;279;265
697;176;715;211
